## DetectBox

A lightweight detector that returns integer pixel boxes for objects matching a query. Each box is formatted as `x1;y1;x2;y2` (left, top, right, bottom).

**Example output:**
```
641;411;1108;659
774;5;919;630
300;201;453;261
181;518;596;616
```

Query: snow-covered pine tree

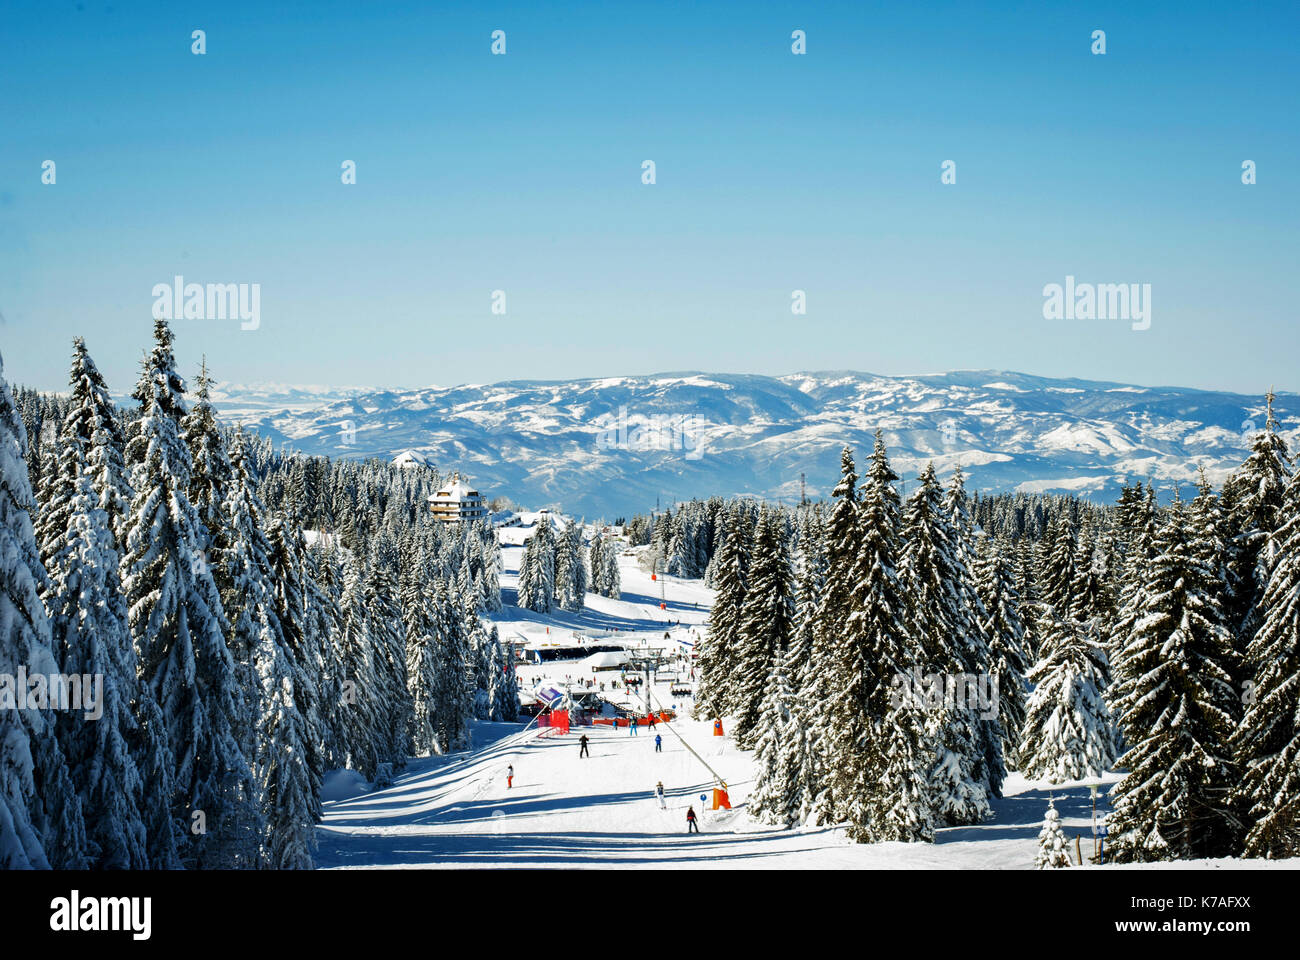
120;320;256;868
944;467;1005;799
554;518;587;611
1039;516;1077;619
1020;614;1116;784
45;443;150;869
364;540;410;766
265;516;326;823
588;532;607;597
1234;460;1300;859
253;602;317;869
976;534;1029;770
0;351;59;869
182;359;233;552
432;578;473;753
403;557;439;757
460;585;493;721
479;530;503;611
694;501;750;722
304;540;346;772
858;434;933;842
1014;538;1042;663
788;506;826;689
793;450;862;826
63;337;132;542
336;553;382;777
900;464;990;826
1034;798;1072;868
215;428;276;767
486;624;520;722
1105;484;1159;712
1107;492;1239;862
747;646;805;828
732;507;795;750
517;516;556;613
1224;391;1291;649
592;530;622;599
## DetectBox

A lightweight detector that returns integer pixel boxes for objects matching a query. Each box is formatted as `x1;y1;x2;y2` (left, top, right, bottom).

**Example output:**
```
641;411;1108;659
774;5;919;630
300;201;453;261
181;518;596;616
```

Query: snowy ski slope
315;529;1299;870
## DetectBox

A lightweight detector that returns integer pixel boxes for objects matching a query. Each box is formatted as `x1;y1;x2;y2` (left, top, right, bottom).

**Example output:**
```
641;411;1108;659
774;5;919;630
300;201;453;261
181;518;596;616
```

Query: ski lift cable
644;678;726;789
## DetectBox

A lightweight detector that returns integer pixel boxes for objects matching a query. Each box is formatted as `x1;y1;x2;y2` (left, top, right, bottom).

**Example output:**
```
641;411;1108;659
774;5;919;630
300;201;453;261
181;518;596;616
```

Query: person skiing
654;733;663;753
629;717;639;737
579;734;590;758
686;806;698;833
647;713;657;730
656;781;666;809
507;764;514;789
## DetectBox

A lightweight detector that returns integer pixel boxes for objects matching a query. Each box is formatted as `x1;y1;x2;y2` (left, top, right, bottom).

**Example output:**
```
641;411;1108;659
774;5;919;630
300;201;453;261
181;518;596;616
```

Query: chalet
427;472;487;524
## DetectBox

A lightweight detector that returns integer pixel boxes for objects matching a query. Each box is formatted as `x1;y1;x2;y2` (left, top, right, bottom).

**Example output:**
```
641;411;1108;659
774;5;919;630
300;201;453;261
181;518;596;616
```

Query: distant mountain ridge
213;370;1299;518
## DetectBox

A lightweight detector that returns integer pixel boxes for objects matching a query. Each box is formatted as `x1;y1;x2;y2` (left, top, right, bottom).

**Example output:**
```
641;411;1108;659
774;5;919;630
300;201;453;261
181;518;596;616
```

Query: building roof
430;472;481;502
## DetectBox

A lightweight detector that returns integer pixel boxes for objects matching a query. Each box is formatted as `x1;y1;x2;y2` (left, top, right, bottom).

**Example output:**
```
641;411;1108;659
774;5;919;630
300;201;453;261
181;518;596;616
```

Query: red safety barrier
540;710;569;735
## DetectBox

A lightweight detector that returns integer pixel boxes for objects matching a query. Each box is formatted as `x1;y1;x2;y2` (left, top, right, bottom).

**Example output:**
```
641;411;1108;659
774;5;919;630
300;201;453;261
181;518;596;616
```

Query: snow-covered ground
315;527;1300;870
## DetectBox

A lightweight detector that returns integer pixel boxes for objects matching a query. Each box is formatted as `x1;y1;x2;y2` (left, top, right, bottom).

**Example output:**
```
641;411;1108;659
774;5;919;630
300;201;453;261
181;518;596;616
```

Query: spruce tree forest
1;322;518;870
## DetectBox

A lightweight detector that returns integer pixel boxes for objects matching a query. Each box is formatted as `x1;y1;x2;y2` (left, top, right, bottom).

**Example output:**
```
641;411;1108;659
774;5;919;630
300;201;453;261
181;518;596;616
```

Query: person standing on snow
656;781;666;809
507;764;514;789
686;806;698;834
629;717;639;737
654;733;662;753
579;734;590;758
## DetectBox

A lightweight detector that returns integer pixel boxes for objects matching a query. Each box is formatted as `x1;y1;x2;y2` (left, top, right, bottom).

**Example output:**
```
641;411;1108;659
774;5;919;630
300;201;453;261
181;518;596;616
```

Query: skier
656;781;666;809
629;717;639;737
654;733;663;753
686;806;698;834
579;734;590;758
507;764;514;789
647;713;657;730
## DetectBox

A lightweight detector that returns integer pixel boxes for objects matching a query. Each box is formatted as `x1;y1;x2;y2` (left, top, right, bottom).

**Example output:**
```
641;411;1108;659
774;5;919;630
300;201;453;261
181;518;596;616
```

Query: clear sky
2;0;1297;395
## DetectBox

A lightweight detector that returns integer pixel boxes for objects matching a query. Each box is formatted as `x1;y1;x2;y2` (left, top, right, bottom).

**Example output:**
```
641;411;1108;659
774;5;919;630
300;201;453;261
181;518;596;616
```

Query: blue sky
2;0;1297;395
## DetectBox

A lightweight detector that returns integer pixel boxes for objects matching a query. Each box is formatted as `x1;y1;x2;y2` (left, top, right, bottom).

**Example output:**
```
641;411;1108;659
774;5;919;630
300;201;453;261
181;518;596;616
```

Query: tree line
0;322;515;870
696;410;1300;862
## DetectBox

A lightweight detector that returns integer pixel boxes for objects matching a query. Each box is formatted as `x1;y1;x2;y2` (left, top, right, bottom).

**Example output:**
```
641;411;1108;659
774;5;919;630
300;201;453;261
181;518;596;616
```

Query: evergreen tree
517;517;556;613
1235;462;1300;859
254;604;317;869
695;501;750;721
365;542;410;766
859;436;933;842
0;352;58;869
1224;391;1291;648
266;517;326;823
120;320;256;868
1020;615;1116;783
900;464;990;826
45;446;150;868
976;534;1029;770
1108;494;1239;862
799;449;859;826
1034;798;1072;868
732;508;795;749
337;555;382;777
747;647;805;828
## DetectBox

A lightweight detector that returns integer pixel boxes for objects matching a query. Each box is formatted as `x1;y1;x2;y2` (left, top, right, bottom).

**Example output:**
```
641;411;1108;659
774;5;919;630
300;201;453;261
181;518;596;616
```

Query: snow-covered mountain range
214;371;1298;518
